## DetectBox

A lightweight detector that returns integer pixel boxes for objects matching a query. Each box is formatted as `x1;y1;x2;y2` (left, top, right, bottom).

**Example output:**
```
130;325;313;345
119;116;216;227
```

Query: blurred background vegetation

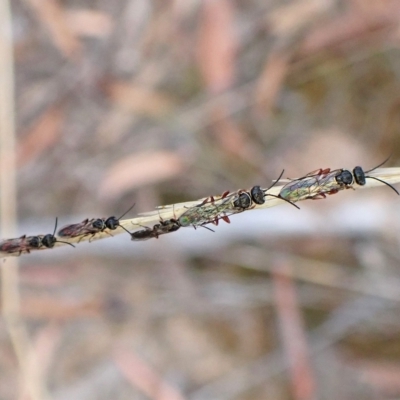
2;0;400;399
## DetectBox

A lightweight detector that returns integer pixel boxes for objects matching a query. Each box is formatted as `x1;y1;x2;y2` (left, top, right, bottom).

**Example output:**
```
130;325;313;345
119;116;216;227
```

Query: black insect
131;206;183;241
130;226;155;240
180;170;299;230
0;219;75;256
131;217;181;241
153;218;181;235
279;167;351;201
26;218;75;250
232;170;300;211
91;203;136;237
279;156;399;202
58;218;97;240
58;204;135;242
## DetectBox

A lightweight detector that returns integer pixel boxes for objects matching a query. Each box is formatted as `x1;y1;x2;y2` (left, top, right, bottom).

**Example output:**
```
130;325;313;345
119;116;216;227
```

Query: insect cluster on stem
0;159;398;256
278;158;398;203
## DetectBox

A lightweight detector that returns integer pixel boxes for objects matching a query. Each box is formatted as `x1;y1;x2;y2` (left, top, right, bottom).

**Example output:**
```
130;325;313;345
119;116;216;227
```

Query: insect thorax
233;192;252;209
28;237;41;248
92;219;106;230
335;170;353;186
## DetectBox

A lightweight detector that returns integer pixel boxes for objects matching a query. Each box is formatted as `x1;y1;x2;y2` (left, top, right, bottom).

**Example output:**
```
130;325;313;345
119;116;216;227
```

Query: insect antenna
364;176;399;195
266;193;300;209
365;155;392;173
263;169;300;210
106;203;136;234
360;155;399;195
118;224;133;235
52;217;58;237
117;203;136;221
265;169;285;191
55;239;76;248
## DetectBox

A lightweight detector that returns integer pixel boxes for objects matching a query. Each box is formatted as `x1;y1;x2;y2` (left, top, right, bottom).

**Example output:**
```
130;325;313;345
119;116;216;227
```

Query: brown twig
0;2;49;399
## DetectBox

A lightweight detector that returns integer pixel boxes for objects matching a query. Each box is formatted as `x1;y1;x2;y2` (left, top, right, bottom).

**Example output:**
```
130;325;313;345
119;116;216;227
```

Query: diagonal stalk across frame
1;167;400;257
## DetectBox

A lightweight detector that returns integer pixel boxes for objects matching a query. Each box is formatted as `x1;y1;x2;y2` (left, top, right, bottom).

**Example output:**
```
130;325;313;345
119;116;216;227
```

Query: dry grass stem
0;1;49;399
0;167;399;257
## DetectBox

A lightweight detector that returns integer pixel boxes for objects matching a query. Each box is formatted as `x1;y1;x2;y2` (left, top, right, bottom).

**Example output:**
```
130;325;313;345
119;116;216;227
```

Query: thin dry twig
113;348;187;400
208;245;400;303
189;296;389;400
272;258;317;400
23;0;82;59
1;167;400;257
0;2;49;399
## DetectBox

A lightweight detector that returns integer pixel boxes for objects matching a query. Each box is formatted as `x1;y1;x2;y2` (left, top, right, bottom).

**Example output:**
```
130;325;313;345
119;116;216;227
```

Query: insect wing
203;192;247;215
279;176;318;201
179;196;236;227
280;170;341;201
57;219;95;238
178;204;211;227
278;168;333;183
0;236;29;255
